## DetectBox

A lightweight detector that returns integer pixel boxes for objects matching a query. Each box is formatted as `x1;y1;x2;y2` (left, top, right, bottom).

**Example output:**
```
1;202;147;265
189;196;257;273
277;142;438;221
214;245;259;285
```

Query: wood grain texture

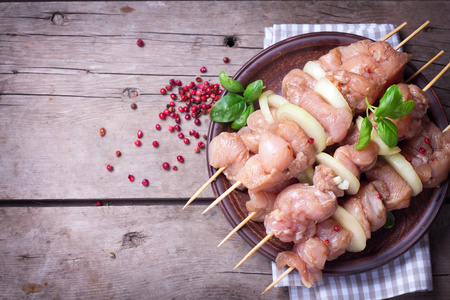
0;204;448;299
0;1;449;299
0;1;449;200
0;205;288;299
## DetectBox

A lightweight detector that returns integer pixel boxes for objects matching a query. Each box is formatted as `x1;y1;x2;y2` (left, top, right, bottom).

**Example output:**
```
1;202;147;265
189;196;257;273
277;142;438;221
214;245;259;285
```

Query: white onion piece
267;94;289;108
259;90;275;124
383;153;423;196
315;152;360;195
277;103;327;153
355;116;401;156
303;61;326;81
332;205;367;252
314;77;352;113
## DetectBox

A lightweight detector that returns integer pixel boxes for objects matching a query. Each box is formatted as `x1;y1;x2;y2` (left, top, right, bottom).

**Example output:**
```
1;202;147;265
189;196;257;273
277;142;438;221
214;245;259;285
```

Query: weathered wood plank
0;203;448;299
0;205;288;299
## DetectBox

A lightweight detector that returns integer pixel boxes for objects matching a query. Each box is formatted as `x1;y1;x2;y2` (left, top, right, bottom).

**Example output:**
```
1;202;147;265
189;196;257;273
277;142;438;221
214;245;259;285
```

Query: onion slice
303;61;326;81
277;103;327;153
267;94;289;108
314;77;352;113
355;116;401;156
259;90;275;124
383;153;423;196
332;205;367;252
315;152;360;195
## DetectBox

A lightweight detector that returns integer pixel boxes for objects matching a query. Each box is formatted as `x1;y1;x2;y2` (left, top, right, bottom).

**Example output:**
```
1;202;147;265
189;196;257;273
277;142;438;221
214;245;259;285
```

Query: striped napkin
264;24;433;300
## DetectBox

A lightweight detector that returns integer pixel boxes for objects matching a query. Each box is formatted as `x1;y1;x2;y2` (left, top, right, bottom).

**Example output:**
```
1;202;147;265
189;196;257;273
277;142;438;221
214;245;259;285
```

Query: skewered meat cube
400;117;450;188
366;159;413;211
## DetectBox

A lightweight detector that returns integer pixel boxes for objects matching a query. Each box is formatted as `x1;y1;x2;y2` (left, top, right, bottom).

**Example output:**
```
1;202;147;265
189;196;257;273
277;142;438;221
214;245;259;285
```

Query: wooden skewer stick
233;232;274;270
395;20;430;50
443;125;450;133
183;166;226;210
261;266;295;295
379;22;407;41
422;62;450;92
201;181;242;215
217;211;258;248
406;50;445;83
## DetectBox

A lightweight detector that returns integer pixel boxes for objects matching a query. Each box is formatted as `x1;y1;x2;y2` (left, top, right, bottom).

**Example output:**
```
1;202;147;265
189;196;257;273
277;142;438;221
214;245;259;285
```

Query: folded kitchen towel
265;23;433;300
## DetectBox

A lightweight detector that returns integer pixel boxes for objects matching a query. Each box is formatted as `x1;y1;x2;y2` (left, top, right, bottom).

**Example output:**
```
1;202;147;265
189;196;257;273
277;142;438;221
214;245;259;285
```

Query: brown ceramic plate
207;32;449;275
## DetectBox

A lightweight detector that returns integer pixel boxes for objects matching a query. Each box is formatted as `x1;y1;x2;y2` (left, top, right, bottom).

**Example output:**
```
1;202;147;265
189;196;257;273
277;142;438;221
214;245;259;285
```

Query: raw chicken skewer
216;52;445;248
184;22;422;209
214;25;441;248
261;78;450;294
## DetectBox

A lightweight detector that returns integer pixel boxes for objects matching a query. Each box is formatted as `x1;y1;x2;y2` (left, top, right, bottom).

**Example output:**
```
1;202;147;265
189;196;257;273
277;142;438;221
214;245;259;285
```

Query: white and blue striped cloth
265;23;432;300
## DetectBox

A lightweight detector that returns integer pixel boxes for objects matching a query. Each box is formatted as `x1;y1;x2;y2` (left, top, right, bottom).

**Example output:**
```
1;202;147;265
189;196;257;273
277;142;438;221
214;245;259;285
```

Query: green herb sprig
355;85;415;150
209;71;264;130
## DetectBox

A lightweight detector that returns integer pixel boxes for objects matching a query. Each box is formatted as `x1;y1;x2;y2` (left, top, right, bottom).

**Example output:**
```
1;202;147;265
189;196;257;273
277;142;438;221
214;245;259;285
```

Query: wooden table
0;2;449;299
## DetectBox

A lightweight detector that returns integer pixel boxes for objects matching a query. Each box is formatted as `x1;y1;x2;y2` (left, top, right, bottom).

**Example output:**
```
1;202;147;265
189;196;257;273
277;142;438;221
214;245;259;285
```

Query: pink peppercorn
136;39;144;47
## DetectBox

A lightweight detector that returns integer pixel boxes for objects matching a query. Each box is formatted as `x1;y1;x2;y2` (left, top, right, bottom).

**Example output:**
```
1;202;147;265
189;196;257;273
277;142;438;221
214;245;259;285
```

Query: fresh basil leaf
243;80;264;103
377;118;398;148
375;85;403;118
386;100;415;119
209;93;246;123
355;117;373;150
383;211;395;229
231;104;255;130
219;71;244;93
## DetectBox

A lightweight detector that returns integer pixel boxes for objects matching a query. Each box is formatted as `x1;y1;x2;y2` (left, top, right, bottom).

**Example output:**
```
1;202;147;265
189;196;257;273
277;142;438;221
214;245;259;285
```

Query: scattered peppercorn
152;141;159;147
162;162;170;170
172;166;178;171
95;201;102;206
194;147;200;153
136;39;144;47
155;124;161;130
137;130;143;139
135;140;141;146
308;138;314;144
200;66;207;73
116;150;121;157
131;103;137;109
419;147;426;154
333;225;340;232
183;138;190;144
177;155;184;163
223;57;230;63
324;239;330;246
109;252;116;259
100;127;106;136
106;164;113;171
198;141;205;148
128;174;135;182
424;137;430;143
142;179;149;187
377;194;382;199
